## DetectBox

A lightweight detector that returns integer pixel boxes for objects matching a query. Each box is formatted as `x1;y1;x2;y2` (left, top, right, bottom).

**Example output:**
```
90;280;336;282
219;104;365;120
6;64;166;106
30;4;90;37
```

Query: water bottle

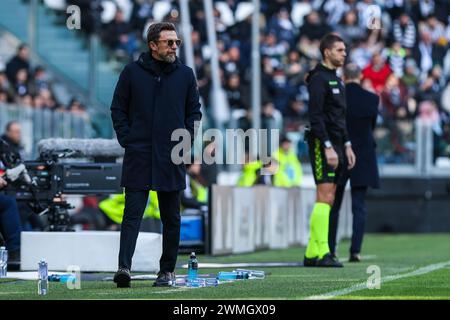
48;274;76;284
186;278;205;288
38;260;48;295
217;271;249;281
0;247;7;278
233;269;265;279
187;252;198;280
204;277;218;287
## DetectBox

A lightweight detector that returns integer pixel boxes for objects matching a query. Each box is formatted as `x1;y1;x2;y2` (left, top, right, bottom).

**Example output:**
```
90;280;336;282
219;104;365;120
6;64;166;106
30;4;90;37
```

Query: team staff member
328;64;380;262
111;22;202;287
303;33;356;268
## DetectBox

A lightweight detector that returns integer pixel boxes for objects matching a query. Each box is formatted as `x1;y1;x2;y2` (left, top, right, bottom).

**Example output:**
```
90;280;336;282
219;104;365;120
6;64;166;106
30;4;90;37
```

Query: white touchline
305;260;450;300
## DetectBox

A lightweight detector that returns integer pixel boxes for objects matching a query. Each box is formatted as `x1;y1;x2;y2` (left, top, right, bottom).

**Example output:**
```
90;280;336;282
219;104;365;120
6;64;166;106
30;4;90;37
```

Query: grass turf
1;234;450;300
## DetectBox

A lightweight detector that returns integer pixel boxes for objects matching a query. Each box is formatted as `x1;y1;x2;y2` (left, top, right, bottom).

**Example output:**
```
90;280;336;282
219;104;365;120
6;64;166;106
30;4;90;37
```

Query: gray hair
344;63;361;81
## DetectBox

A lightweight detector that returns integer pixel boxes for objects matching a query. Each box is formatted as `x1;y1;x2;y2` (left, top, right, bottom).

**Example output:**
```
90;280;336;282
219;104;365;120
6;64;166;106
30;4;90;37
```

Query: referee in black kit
303;33;356;267
110;22;202;287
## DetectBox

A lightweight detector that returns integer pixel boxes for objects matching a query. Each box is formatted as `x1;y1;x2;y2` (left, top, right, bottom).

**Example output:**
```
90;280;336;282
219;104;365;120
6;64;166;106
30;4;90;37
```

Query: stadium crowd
0;44;88;115
66;0;450;163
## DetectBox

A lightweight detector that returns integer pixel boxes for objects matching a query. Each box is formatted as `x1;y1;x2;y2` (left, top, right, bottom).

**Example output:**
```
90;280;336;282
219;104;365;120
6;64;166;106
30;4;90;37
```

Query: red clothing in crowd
362;63;392;94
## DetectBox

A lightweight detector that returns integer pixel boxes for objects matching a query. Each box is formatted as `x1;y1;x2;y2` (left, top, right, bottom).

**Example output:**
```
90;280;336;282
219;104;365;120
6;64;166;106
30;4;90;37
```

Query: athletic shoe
7;250;20;271
317;253;344;268
113;268;131;288
349;253;361;262
303;256;318;267
153;271;176;287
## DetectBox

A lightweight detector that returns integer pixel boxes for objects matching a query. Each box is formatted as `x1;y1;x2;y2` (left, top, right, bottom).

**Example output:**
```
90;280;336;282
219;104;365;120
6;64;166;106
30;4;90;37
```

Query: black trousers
329;177;368;255
118;188;181;272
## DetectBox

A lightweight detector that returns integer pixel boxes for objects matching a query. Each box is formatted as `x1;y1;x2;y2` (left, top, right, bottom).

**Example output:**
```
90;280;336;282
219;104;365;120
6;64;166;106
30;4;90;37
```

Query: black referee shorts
307;135;345;185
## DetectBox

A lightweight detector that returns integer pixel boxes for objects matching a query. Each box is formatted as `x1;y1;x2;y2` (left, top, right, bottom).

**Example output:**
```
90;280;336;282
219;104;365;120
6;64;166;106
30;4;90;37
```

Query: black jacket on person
306;63;349;145
345;83;380;188
0;134;25;162
110;52;202;191
5;55;29;84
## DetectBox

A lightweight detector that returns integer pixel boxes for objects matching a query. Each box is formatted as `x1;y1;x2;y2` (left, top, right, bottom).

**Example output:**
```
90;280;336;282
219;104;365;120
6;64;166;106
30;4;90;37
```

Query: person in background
328;64;380;262
5;44;30;84
272;135;303;187
0;176;22;270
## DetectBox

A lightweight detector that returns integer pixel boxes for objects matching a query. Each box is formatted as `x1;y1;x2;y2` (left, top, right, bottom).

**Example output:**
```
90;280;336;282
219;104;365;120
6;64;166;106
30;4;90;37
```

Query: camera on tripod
1;138;123;231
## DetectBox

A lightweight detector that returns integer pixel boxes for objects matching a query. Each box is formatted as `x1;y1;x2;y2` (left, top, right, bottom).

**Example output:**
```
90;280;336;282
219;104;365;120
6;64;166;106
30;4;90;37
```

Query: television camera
0;138;123;231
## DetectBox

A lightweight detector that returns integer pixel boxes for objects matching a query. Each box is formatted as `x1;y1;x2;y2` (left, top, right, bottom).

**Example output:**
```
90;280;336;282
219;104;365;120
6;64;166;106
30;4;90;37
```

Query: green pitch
1;234;450;300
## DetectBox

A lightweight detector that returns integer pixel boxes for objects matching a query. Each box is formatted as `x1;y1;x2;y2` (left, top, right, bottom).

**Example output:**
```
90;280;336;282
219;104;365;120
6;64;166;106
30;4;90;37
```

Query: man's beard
162;53;176;63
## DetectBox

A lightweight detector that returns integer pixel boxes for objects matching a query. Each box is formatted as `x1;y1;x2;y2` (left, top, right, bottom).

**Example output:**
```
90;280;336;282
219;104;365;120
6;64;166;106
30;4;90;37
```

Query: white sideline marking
306;260;450;300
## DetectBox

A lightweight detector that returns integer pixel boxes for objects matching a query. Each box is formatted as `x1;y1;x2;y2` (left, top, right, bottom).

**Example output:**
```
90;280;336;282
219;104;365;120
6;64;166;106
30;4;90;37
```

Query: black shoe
113;268;131;288
317;253;344;268
153;271;176;287
6;250;20;271
303;256;318;267
349;253;361;262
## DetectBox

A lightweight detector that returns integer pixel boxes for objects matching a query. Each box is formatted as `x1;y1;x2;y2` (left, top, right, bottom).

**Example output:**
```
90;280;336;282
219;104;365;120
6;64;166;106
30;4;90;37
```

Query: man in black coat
110;22;202;287
328;63;380;262
5;44;30;85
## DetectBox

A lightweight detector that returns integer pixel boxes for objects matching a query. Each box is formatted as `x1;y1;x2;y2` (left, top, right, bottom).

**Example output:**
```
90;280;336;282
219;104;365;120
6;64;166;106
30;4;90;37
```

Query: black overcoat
345;83;380;188
111;52;202;191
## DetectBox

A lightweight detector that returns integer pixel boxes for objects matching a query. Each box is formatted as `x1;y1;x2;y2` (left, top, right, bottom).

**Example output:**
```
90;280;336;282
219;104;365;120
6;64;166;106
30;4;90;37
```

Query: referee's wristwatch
324;140;333;149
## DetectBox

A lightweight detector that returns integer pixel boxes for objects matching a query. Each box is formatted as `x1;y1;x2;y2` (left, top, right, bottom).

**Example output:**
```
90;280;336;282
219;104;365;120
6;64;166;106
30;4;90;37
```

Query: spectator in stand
284;50;305;87
14;69;30;97
416;68;445;104
0;71;14;102
33;95;46;109
0;90;7;104
402;59;420;96
223;44;243;78
225;73;249;111
362;52;392;94
5;44;30;84
30;66;52;96
391;12;417;52
130;0;154;33
267;7;296;47
299;11;332;42
267;65;293;114
383;40;407;77
321;0;354;28
410;0;436;23
381;73;410;120
103;9;139;60
414;28;444;79
336;10;366;44
261;32;288;70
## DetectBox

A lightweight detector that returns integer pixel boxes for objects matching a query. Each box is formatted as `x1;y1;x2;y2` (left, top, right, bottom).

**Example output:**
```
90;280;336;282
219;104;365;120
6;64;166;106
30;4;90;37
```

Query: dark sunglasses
155;39;182;47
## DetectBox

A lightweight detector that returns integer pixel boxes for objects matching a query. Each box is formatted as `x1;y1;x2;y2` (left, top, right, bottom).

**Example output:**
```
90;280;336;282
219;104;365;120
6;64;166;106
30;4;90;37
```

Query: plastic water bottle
217;271;249;281
188;252;198;280
48;274;76;283
38;260;48;295
186;278;205;288
0;247;7;278
233;269;265;279
204;277;219;287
